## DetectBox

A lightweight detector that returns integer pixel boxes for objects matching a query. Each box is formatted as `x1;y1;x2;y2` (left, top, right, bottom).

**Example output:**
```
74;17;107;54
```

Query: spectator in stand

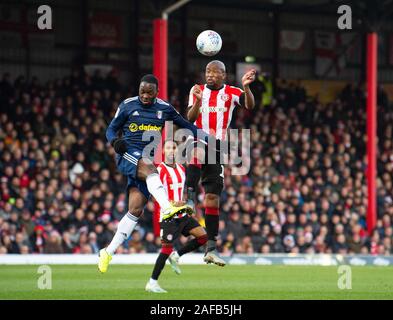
0;71;392;256
44;231;64;254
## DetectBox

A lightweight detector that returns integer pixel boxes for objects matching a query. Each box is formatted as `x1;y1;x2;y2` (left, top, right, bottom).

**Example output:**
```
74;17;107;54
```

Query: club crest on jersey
220;93;230;102
156;111;163;119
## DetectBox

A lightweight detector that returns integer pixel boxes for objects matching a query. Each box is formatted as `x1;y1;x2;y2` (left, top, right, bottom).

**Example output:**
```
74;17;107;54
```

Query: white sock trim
126;211;139;222
106;212;138;255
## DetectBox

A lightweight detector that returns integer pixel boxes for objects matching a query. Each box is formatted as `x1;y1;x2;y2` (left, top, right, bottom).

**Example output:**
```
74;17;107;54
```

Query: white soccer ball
196;30;222;56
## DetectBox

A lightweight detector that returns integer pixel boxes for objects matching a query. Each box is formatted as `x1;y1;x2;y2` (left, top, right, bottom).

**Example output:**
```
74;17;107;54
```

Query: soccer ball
196;30;222;56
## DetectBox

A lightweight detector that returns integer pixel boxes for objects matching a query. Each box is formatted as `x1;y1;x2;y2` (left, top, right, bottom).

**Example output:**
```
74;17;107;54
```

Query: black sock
185;165;201;202
206;240;216;252
205;214;219;252
178;239;202;256
151;253;169;280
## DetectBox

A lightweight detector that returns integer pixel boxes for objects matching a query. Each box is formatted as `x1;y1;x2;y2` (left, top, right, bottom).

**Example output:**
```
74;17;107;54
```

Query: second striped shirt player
146;140;208;293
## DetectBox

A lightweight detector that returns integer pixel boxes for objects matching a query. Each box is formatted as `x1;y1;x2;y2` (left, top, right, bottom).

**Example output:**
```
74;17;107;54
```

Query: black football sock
151;252;170;280
185;164;201;202
204;207;219;252
206;239;216;253
178;235;208;256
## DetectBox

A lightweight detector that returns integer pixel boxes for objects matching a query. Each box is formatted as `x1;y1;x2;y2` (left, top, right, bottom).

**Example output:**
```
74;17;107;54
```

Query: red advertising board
88;12;122;48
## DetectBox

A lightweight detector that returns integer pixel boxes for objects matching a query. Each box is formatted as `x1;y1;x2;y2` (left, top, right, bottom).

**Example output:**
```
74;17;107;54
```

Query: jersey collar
138;97;157;106
163;162;177;169
206;84;225;91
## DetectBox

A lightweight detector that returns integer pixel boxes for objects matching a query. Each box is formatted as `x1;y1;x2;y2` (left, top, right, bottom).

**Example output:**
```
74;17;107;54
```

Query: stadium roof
192;0;393;28
196;0;346;13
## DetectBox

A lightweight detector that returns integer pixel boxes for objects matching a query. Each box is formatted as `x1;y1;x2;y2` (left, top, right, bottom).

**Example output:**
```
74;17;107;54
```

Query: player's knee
205;193;219;201
137;158;157;179
205;193;220;205
146;162;157;173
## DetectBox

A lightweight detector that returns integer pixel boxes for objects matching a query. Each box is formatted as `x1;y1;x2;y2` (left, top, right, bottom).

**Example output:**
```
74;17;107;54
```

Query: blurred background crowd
0;69;392;255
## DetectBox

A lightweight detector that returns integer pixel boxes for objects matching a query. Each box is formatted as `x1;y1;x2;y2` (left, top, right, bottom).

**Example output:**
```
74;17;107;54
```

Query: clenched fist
192;85;203;102
241;69;256;87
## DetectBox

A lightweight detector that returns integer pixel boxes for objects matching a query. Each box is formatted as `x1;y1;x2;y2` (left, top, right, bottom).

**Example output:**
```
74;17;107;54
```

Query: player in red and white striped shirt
157;156;186;219
185;60;256;266
146;140;207;293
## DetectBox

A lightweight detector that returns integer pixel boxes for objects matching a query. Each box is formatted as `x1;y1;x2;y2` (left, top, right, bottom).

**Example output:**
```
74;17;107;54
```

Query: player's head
163;140;177;164
205;60;226;88
139;74;158;105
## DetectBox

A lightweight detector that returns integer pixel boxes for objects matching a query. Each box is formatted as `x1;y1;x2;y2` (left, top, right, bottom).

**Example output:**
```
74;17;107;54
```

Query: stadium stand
0;70;392;255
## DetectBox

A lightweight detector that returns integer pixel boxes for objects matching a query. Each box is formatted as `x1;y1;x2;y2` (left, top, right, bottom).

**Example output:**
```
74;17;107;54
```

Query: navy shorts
116;150;150;200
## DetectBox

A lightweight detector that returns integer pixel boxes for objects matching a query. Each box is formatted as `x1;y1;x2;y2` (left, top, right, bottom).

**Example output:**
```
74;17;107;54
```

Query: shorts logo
167;234;173;241
133;151;141;156
157;111;163;119
220;94;230;101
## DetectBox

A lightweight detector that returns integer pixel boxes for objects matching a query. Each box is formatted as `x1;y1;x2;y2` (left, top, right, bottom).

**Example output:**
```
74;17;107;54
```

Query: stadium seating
0;71;392;255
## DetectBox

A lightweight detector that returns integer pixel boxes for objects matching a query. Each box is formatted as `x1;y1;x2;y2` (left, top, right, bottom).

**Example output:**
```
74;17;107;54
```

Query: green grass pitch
0;265;392;300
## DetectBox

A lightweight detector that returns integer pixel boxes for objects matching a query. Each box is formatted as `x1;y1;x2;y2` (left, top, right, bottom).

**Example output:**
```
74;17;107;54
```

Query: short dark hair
207;60;226;72
140;74;158;88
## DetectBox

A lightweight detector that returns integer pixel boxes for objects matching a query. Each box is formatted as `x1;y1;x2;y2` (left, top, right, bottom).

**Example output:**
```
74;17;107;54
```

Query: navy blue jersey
106;96;208;154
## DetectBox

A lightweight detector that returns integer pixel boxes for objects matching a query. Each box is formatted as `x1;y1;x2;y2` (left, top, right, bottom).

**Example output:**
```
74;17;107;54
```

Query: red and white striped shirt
157;162;186;220
188;84;243;140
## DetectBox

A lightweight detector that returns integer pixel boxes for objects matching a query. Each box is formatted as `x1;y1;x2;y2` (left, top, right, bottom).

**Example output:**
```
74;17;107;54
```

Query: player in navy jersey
98;74;214;273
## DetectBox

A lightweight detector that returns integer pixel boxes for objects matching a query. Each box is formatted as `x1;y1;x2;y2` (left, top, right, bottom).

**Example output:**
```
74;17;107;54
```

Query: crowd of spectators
0;69;392;255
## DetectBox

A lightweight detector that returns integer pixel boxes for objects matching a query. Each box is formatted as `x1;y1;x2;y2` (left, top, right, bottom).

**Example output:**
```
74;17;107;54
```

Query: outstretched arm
170;106;208;141
167;106;222;156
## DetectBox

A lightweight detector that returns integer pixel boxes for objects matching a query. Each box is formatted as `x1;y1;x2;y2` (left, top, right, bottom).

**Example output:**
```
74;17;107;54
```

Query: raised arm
241;69;256;110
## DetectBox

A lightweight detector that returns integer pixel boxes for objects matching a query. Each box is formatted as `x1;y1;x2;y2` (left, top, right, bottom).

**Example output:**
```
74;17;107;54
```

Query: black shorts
201;163;224;195
186;139;225;195
160;216;201;244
